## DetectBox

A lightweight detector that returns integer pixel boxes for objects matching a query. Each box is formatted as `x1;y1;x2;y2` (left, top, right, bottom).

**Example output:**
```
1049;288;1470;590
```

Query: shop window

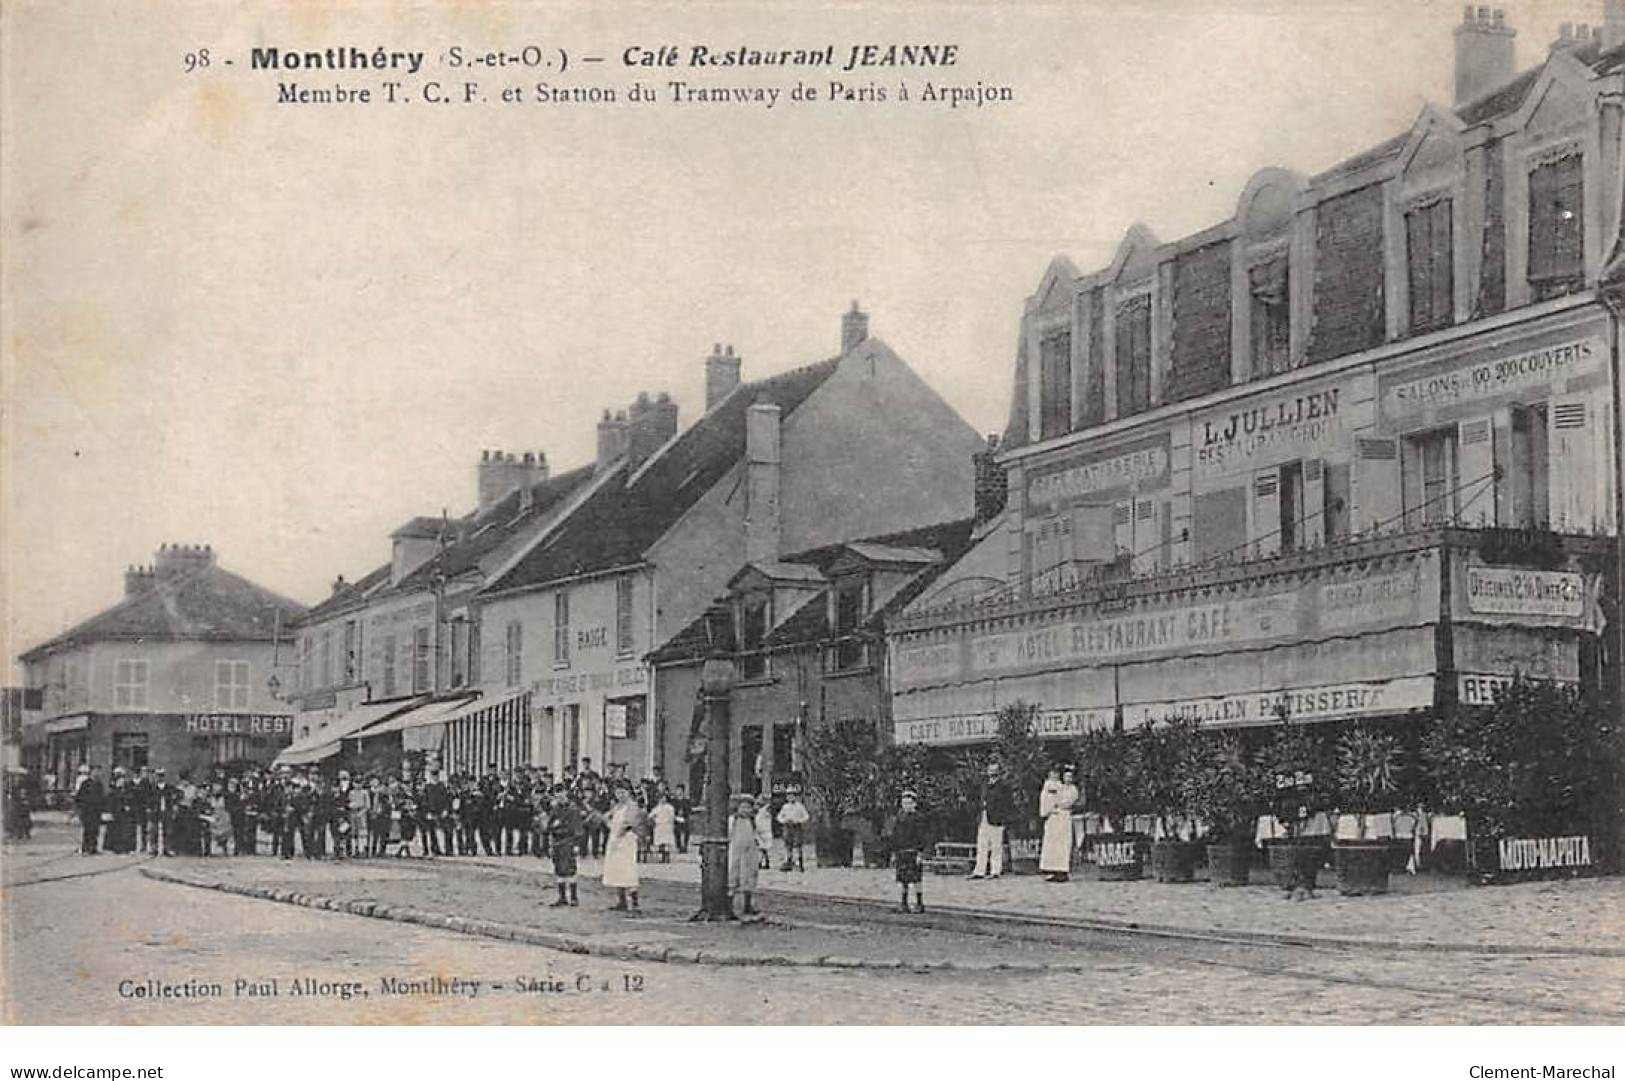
616;575;635;657
1038;331;1072;439
553;591;571;667
738;594;770;681
215;660;249;709
1115;295;1152;417
1406;197;1453;333
1249;256;1291;376
607;696;644;739
112;732;148;771
114;659;149;709
381;634;397;697
412;626;431;693
1404;427;1459;527
505;621;524;687
1529;154;1584;301
214;736;249;764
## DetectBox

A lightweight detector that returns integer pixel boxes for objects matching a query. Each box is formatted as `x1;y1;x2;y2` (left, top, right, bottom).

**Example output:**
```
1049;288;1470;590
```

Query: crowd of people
64;759;699;865
60;756;825;918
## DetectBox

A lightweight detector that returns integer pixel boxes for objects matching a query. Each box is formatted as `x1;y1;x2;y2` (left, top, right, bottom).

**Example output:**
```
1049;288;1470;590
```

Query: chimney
841;300;869;354
596;409;630;473
626;391;679;469
124;564;156;597
1606;0;1625;50
331;574;347;596
154;543;215;579
478;449;548;516
973;434;1008;526
705;343;741;411
1551;19;1602;53
744;398;782;565
1455;6;1515;106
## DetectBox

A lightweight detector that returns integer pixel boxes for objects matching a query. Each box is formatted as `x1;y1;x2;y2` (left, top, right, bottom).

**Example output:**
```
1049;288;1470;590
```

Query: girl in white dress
651;794;677;863
601;787;641;912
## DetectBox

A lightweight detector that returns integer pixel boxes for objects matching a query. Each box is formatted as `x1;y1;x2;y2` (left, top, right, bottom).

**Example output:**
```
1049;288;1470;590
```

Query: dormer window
1406;197;1454;333
830;577;870;671
1249;254;1290;376
1037;331;1072;439
737;593;770;680
1528;152;1584;301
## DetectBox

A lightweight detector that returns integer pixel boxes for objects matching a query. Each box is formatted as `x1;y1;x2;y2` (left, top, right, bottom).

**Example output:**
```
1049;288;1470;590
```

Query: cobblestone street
5;823;1622;1025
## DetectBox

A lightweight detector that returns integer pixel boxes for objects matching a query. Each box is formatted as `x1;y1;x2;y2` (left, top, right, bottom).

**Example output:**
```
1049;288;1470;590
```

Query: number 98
184;49;211;72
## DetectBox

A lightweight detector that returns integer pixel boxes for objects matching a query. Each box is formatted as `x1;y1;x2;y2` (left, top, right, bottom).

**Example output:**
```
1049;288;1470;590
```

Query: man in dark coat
477;765;502;856
74;765;104;855
419;769;452;856
133;767;156;854
546;786;584;906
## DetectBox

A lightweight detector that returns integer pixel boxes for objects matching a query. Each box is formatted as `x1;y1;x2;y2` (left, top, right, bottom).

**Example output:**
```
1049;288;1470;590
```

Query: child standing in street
547;786;583;907
890;790;927;914
728;795;761;919
776;791;810;872
651;793;677;864
754;795;775;870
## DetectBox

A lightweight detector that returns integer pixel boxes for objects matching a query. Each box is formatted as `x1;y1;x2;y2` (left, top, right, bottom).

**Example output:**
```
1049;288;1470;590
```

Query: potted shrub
1333;726;1404;895
1075;726;1148;880
802;715;880;867
1187;731;1266;887
1139;717;1205;883
1256;713;1335;898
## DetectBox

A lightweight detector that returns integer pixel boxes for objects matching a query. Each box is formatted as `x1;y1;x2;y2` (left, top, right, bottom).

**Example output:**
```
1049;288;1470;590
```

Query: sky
1;0;1612;675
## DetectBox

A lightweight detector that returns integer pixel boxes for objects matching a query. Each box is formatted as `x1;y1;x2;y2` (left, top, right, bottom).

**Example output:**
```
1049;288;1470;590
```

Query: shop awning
357;693;482;738
44;713;90;734
273;698;425;767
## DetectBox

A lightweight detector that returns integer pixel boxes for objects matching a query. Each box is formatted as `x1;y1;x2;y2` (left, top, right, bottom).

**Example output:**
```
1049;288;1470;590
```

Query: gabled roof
20;564;308;661
298;465;597;626
730;561;828;588
840;543;943;567
647;517;976;663
485;356;842;594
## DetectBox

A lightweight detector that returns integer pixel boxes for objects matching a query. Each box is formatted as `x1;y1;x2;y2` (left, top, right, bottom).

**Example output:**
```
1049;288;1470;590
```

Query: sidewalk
138;856;1081;972
577;849;1625;955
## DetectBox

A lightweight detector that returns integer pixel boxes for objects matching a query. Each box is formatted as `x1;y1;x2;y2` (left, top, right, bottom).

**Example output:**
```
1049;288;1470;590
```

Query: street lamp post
692;652;736;921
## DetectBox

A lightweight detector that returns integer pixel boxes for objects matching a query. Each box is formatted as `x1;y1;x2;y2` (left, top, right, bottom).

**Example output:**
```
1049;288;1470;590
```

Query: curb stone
139;866;1052;973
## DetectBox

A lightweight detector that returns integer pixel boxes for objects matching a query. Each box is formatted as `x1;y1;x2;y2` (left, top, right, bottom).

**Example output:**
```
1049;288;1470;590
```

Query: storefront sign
892;638;962;686
893;705;1115;746
969;592;1299;675
1193;383;1350;483
1319;568;1422;626
183;713;294;736
1464;567;1585;618
1122;677;1434;727
1457;673;1576;707
1025;434;1170;515
536;663;647;703
1380;335;1605;424
1496;835;1592;873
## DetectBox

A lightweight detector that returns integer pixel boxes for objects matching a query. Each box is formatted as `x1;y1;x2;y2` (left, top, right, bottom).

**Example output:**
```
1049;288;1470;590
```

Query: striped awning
274;698;425;767
358;693;482;738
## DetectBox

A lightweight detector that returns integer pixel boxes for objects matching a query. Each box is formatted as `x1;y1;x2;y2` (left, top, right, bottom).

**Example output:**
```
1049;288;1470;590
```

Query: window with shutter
615;576;635;656
1406;198;1453;333
1529;155;1584;300
1115;295;1152;417
553;591;570;667
1038;332;1072;438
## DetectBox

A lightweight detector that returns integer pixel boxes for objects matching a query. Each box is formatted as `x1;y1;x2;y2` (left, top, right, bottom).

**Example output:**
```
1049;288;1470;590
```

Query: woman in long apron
601;786;641;912
1039;765;1079;882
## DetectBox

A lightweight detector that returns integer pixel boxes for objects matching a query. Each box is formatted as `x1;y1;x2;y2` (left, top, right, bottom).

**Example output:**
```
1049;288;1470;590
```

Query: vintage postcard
3;0;1625;1040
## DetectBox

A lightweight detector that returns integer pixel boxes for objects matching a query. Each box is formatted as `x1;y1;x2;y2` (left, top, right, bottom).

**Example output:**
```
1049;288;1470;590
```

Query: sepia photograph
2;0;1624;1053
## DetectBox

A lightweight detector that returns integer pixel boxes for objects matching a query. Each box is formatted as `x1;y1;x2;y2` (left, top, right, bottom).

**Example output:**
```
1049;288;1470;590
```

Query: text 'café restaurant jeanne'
888;26;1621;762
